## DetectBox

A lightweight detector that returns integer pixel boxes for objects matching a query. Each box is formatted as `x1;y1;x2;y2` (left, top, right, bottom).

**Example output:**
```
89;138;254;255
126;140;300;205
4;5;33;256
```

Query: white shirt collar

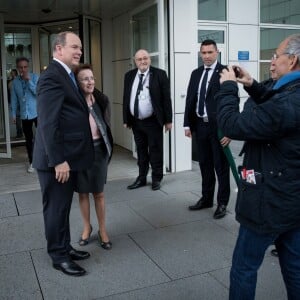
204;60;217;71
138;68;149;77
53;58;72;75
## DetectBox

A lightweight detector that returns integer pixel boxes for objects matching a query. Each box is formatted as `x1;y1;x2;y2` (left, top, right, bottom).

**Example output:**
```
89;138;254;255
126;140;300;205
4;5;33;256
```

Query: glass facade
5;28;32;78
260;28;300;60
132;4;158;53
261;0;300;25
260;28;300;81
198;30;224;43
198;0;226;21
259;0;300;81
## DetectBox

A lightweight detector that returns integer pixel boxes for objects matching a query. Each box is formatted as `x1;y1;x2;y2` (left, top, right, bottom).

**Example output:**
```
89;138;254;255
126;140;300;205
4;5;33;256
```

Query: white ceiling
0;0;145;24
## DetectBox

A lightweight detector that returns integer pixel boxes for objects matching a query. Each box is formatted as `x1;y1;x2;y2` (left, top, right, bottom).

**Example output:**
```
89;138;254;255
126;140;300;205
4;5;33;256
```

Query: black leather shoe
270;248;278;257
213;204;227;219
79;225;93;246
127;178;146;189
152;181;161;190
53;261;86;276
98;231;112;250
189;198;213;211
69;248;90;260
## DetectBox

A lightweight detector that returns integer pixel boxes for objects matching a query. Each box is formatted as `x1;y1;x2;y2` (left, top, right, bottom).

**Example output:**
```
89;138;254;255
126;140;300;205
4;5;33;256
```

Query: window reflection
261;0;300;25
260;28;300;60
198;0;226;21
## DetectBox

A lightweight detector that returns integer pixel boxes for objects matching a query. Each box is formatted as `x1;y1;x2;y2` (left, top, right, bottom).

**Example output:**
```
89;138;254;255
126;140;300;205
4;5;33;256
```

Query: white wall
228;0;260;104
170;0;197;172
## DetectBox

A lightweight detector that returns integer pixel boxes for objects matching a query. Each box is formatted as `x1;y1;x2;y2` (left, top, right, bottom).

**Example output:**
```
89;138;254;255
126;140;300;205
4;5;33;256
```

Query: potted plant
7;44;15;54
16;44;24;53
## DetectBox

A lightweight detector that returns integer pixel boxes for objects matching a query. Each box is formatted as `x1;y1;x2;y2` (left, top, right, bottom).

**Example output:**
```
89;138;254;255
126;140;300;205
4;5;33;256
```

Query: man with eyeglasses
11;57;39;173
123;49;173;191
217;34;300;299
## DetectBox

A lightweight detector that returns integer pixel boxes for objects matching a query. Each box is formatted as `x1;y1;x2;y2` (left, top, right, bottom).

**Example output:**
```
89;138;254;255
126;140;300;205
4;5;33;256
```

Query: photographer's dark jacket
216;71;300;234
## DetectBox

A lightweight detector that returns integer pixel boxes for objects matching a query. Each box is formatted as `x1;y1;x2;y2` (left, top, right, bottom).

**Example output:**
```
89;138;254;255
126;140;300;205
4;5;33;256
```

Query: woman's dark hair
74;63;93;77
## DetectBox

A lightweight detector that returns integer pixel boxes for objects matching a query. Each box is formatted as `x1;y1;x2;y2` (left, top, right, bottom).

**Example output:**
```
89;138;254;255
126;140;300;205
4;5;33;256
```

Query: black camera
233;66;241;78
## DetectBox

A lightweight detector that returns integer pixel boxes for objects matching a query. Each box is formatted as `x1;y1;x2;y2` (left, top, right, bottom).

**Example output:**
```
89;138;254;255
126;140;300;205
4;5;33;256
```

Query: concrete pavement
0;143;287;299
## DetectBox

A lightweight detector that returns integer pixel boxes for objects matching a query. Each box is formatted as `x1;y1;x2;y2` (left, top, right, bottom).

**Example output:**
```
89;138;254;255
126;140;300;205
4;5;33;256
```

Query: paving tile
100;273;228;300
209;257;287;300
105;178;167;204
0;213;45;255
32;235;170;299
13;190;42;215
211;211;240;236
128;191;212;228
130;220;236;280
159;172;202;195
0;193;17;218
0;252;42;300
69;201;154;244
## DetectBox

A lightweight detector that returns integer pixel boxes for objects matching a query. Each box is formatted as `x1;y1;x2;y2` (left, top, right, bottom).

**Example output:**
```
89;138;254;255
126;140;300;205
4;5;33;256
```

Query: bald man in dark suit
123;49;172;191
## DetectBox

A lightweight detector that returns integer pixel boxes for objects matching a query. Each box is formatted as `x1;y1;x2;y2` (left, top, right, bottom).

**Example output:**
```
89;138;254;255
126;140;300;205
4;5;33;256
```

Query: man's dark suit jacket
123;66;172;127
33;60;94;171
184;62;226;132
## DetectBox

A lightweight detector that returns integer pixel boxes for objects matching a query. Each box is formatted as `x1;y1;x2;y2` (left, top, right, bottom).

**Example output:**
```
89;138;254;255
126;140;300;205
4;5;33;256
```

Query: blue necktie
198;68;211;116
69;72;77;87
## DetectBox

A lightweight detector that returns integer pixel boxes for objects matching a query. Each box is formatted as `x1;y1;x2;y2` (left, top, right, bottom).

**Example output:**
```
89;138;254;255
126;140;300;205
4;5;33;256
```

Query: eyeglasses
135;56;149;62
271;52;291;60
79;76;95;82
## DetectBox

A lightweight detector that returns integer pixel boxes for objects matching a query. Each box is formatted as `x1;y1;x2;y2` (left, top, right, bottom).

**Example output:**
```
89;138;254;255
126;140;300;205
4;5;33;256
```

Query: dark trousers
195;118;230;206
230;225;300;300
37;170;76;264
22;118;37;164
16;116;23;137
132;116;163;182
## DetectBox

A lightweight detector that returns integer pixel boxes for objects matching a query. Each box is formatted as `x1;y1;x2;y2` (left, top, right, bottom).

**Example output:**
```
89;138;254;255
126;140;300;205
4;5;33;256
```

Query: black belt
197;116;209;123
135;114;155;121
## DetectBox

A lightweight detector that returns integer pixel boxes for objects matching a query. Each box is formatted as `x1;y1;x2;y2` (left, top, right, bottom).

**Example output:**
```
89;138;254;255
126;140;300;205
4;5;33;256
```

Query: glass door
197;25;227;66
0;15;11;158
82;16;102;91
4;27;33;150
130;1;171;171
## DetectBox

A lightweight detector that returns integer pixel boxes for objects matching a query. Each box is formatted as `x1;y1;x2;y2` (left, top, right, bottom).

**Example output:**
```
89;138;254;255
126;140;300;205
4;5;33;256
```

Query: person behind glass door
74;64;113;250
123;49;173;191
11;57;38;172
8;68;23;139
184;39;231;219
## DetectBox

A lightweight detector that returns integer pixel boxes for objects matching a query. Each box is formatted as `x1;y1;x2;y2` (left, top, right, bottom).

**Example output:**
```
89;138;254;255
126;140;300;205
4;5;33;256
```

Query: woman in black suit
74;64;113;250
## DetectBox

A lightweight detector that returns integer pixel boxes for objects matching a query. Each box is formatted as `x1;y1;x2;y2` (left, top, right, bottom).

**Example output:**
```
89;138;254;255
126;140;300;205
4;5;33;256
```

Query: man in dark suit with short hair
33;31;94;276
123;49;172;191
184;39;230;219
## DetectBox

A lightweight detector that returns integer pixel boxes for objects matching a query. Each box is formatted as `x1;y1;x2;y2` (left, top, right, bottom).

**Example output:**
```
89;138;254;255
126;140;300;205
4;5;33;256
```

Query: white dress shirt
196;60;217;118
130;68;154;119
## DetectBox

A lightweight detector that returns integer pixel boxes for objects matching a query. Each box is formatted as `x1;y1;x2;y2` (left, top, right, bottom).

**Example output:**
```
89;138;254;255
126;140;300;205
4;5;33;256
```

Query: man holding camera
217;34;300;299
184;39;231;219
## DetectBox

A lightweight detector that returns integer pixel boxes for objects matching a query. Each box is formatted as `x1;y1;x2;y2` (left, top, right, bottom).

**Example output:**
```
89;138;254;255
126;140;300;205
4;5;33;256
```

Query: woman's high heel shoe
78;225;93;246
98;231;112;250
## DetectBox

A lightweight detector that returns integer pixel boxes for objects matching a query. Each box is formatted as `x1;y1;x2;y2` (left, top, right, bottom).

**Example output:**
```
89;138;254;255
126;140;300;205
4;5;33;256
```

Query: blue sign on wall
238;51;249;60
